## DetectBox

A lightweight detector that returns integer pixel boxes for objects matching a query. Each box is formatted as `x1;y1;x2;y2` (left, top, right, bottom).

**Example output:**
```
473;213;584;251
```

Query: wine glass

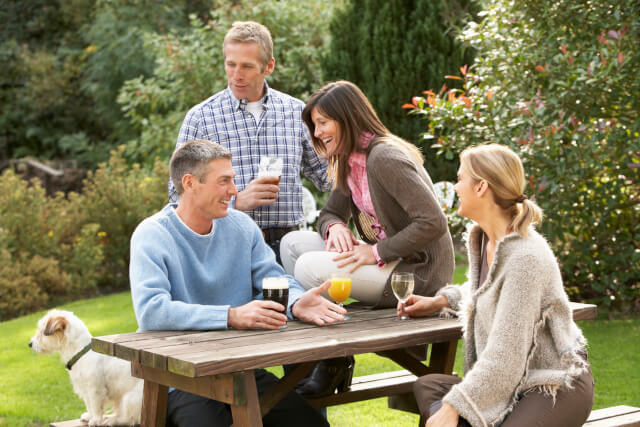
328;274;352;321
391;272;414;320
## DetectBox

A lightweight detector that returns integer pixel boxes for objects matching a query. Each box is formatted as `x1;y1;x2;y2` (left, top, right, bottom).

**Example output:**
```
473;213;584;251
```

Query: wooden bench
583;406;640;426
309;369;418;408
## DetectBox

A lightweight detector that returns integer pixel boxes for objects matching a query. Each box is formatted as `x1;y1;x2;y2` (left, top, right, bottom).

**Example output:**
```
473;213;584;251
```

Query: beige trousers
280;230;399;306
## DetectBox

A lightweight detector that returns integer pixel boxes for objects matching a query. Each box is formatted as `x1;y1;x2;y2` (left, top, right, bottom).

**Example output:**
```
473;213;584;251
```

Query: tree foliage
322;0;478;180
0;0;209;167
117;0;339;166
409;0;640;310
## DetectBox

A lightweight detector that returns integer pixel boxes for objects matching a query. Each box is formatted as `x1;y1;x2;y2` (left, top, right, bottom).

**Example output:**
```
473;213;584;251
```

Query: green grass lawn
2;265;638;426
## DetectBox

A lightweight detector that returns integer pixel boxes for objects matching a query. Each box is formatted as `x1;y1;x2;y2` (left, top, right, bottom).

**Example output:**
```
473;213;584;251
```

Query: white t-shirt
246;101;263;123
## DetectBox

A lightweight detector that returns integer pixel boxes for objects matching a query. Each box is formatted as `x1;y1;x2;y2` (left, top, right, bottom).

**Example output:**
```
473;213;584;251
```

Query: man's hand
333;244;376;273
228;300;287;330
292;281;347;325
326;223;359;252
399;294;450;319
234;176;280;211
426;402;459;427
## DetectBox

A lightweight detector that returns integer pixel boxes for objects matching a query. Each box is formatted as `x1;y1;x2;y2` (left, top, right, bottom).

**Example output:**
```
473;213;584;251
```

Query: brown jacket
317;140;455;307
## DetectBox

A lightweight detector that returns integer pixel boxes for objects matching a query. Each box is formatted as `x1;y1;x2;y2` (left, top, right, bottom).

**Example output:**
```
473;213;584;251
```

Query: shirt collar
227;81;272;112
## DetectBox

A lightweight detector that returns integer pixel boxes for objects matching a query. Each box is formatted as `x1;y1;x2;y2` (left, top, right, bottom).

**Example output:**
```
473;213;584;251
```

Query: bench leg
230;371;263;427
141;380;168;427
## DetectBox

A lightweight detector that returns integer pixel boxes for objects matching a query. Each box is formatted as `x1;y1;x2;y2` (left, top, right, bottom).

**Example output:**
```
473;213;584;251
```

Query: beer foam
262;277;289;289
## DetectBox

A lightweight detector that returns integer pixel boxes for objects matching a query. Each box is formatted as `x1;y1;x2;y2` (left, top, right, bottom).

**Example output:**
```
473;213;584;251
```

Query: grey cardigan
317;140;455;308
437;224;588;427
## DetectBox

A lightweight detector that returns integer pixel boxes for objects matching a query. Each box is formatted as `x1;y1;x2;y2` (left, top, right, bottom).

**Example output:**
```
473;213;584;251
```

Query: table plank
174;317;463;377
570;302;597;321
92;307;380;362
104;310;441;370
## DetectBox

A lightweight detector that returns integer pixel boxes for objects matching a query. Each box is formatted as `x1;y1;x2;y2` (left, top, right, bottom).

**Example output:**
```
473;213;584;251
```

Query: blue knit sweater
130;204;304;331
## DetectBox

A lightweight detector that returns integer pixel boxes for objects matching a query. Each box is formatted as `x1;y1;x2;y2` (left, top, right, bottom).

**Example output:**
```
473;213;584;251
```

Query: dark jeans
166;369;328;427
266;238;283;266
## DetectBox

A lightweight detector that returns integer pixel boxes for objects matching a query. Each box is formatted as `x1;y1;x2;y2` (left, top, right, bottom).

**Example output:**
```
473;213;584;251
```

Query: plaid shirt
169;83;330;228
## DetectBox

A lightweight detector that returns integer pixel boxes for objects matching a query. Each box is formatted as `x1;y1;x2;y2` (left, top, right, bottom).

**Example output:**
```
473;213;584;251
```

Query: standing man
169;21;329;263
131;140;343;427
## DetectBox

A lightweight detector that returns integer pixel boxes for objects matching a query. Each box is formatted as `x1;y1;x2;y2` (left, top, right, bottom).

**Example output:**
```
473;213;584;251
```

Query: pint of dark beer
262;277;289;311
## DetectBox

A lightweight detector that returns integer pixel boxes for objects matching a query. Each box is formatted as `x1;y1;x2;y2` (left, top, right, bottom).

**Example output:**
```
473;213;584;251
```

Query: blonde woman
404;144;594;427
280;80;454;398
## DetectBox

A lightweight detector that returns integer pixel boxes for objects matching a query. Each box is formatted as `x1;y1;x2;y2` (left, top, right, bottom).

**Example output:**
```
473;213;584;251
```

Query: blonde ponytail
460;143;544;238
511;198;543;237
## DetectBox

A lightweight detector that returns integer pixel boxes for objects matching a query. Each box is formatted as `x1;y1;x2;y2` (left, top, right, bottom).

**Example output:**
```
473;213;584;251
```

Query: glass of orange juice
329;274;352;320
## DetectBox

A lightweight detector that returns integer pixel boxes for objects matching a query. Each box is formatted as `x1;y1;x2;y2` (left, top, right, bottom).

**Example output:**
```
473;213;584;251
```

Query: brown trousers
413;365;594;427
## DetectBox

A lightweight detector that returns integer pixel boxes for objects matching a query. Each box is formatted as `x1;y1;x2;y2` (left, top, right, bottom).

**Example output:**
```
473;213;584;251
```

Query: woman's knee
281;231;323;275
414;374;458;404
293;252;328;290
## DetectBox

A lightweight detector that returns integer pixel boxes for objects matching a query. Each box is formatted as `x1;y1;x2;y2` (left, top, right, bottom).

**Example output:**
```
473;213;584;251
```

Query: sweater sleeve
367;147;448;261
436;282;470;312
130;220;233;331
443;253;548;427
317;189;352;238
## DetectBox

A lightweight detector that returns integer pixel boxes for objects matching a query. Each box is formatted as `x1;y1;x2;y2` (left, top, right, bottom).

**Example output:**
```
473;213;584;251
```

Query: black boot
296;356;355;398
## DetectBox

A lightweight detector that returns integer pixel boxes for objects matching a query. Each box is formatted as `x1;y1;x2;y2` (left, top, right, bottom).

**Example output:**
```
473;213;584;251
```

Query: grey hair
170;140;232;196
223;21;273;69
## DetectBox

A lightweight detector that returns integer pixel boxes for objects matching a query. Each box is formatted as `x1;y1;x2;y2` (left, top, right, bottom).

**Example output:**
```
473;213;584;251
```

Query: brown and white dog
29;309;142;426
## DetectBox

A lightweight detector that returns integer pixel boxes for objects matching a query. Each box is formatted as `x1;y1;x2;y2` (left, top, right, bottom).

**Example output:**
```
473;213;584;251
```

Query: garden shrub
0;147;168;320
407;0;640;310
69;146;169;291
0;251;48;320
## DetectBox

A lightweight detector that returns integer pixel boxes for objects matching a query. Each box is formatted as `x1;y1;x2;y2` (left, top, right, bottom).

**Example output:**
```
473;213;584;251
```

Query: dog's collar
66;343;92;371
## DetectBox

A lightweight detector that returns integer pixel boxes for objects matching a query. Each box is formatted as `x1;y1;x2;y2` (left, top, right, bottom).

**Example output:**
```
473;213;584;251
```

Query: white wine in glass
391;272;414;320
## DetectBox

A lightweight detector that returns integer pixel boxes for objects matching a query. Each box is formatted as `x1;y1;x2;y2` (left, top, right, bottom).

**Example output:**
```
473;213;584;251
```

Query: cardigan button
383;291;389;297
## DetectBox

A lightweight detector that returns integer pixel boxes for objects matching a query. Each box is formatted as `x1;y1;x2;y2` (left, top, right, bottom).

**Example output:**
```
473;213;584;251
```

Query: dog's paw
103;414;134;426
102;415;117;426
88;416;104;426
80;412;90;422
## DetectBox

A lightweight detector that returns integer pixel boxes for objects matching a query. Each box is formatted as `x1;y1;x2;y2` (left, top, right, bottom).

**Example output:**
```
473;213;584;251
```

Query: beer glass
262;277;289;329
391;272;414;320
258;156;283;185
329;274;352;320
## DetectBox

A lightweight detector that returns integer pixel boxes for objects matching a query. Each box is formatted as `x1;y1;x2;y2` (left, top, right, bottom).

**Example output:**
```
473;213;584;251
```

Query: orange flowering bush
407;0;640;311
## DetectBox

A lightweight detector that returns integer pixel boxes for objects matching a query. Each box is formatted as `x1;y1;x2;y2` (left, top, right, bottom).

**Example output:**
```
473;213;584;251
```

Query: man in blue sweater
130;139;343;426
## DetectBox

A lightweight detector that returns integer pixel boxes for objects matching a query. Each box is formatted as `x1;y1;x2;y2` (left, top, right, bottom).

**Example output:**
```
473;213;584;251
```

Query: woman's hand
326;223;359;252
333;244;376;273
400;294;450;318
426;402;459;427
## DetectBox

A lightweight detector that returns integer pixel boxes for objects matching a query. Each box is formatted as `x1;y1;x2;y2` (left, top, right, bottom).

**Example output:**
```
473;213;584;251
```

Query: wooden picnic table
92;302;596;427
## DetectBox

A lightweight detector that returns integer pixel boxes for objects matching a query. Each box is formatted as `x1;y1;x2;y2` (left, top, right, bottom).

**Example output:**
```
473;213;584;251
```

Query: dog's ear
44;316;67;336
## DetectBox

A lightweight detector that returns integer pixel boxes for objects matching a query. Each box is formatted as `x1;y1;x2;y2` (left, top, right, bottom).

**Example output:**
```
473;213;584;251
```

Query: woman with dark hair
280;80;454;398
405;144;594;427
